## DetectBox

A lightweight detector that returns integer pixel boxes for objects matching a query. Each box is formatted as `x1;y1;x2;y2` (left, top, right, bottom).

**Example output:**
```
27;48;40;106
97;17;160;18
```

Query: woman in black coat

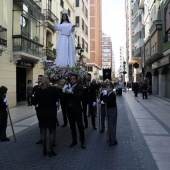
33;76;61;157
0;86;10;141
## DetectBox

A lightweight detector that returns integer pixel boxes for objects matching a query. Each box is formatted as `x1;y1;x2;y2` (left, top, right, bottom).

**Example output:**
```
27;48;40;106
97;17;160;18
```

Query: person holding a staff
104;83;118;146
0;86;10;142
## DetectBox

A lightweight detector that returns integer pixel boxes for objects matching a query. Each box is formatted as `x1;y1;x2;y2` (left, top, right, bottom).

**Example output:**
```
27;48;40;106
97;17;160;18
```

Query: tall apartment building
119;46;124;73
125;0;135;81
125;0;144;82
86;0;102;80
140;0;170;99
0;0;90;106
102;33;112;69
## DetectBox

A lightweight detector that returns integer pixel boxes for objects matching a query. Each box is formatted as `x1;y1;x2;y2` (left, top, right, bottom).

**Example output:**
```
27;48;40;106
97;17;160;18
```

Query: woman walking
33;76;61;157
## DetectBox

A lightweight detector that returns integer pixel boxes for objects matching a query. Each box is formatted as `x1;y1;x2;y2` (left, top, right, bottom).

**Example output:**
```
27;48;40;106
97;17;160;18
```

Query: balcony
0;26;7;47
43;9;58;30
13;0;41;13
13;35;43;61
43;9;58;22
43;48;56;61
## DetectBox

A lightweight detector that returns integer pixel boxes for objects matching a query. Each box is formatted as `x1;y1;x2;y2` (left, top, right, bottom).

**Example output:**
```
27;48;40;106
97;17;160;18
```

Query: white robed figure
53;12;76;67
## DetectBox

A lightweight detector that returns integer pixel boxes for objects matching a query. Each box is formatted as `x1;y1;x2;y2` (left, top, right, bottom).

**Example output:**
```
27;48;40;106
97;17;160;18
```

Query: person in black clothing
27;83;33;106
65;74;86;149
104;83;118;146
87;79;99;130
33;76;61;156
81;74;91;129
141;81;148;99
133;82;139;97
32;75;43;144
99;83;107;133
0;86;10;142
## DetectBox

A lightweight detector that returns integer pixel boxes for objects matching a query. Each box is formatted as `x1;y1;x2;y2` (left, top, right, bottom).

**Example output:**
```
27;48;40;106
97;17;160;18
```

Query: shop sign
17;60;34;67
152;55;170;69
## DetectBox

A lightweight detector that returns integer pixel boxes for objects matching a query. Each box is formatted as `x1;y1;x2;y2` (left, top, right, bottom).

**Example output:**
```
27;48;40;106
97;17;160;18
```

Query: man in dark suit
65;74;86;149
32;75;43;144
88;79;98;130
81;73;91;129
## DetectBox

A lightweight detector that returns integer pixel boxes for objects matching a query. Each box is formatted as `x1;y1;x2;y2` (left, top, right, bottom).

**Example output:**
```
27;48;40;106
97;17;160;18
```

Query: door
16;67;26;102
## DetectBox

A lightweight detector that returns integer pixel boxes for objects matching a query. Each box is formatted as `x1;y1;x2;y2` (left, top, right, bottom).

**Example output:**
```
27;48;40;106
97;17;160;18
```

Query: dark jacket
0;97;8;126
33;86;61;116
87;82;98;104
105;91;117;108
66;84;84;113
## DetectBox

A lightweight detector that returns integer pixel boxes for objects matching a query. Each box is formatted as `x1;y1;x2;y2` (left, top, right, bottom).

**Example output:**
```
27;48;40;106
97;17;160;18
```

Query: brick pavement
0;95;158;170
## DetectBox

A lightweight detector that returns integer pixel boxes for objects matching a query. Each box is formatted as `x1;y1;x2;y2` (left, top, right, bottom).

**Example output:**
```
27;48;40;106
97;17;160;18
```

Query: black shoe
61;124;67;127
43;150;47;156
1;138;10;142
81;142;86;149
109;140;118;146
100;129;104;133
48;150;57;157
36;140;42;144
69;141;77;148
93;126;97;130
84;125;88;129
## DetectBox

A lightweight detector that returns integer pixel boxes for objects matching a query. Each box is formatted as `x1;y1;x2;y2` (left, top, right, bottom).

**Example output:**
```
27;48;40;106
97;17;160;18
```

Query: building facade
86;0;102;80
0;0;91;107
102;33;112;69
125;0;144;82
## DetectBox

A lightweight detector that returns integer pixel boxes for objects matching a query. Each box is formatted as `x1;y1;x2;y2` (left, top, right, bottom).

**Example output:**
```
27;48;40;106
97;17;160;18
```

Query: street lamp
122;61;127;81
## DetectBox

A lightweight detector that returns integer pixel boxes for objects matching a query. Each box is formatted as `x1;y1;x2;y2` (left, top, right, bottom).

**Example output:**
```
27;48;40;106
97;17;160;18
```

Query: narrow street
0;91;170;170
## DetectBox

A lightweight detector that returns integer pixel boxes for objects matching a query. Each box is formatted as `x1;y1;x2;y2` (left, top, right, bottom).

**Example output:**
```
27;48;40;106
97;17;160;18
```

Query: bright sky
102;0;126;72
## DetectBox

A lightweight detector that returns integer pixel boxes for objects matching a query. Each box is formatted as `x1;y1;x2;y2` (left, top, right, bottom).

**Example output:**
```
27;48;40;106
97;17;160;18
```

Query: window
87;66;93;72
60;0;64;8
47;0;52;10
68;9;71;17
82;0;84;12
82;38;85;49
85;25;88;36
76;0;79;7
75;16;79;27
85;7;88;18
82;19;84;31
85;42;88;52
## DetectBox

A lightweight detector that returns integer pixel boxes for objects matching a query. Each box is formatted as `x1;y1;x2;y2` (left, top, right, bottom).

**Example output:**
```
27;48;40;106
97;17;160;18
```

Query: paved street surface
0;90;170;170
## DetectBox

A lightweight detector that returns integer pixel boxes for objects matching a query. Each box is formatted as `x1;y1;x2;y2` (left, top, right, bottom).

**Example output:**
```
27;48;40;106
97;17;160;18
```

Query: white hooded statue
53;12;76;67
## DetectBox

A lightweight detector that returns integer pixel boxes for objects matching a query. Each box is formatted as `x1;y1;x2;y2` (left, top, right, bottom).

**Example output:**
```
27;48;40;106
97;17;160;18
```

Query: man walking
65;74;86;149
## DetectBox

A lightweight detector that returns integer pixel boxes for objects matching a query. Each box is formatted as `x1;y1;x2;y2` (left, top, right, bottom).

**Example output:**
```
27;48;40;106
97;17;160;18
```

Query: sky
102;0;126;72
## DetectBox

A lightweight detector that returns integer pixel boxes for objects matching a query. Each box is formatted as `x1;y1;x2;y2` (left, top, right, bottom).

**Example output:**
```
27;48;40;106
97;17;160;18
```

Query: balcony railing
43;48;55;61
0;26;7;47
43;9;58;22
13;35;43;58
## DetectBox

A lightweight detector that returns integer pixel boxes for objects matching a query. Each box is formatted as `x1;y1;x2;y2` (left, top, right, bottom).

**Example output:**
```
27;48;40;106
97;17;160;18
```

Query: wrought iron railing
43;9;58;22
13;35;43;57
43;48;55;61
0;26;7;47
